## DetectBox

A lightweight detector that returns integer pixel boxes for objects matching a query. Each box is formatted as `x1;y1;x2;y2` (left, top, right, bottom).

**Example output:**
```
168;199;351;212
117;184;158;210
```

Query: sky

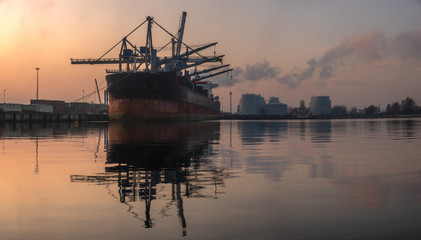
1;0;421;110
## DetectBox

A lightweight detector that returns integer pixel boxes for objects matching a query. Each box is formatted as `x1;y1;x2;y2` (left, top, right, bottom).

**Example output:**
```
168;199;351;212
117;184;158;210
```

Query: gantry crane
71;12;232;82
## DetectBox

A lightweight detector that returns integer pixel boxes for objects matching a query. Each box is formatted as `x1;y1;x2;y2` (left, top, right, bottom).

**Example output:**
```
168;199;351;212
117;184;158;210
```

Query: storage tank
265;97;288;116
310;96;331;116
239;94;265;115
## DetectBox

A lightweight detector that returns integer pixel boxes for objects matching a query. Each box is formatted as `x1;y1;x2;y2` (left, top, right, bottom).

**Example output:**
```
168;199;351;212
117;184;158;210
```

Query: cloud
277;58;316;89
217;30;421;89
391;30;421;61
216;59;280;87
243;59;280;81
317;31;387;80
276;31;389;88
216;67;243;87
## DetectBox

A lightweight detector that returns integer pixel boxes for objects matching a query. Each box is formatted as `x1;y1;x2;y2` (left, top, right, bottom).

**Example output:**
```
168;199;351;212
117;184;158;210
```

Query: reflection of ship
71;12;232;121
71;121;231;236
107;121;219;168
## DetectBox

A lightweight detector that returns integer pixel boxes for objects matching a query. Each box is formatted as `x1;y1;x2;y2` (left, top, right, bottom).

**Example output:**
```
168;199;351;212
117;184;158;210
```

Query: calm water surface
1;119;421;239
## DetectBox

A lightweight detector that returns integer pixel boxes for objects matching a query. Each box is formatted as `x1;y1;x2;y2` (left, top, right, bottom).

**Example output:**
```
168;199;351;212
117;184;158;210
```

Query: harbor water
1;118;421;239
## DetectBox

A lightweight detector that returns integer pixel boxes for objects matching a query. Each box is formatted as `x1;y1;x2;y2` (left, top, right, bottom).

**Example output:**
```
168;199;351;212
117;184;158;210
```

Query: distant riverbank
218;114;421;120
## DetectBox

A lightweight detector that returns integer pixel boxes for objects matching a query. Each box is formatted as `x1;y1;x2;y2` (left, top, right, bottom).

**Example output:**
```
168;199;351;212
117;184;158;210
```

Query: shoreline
1;110;420;124
218;114;421;120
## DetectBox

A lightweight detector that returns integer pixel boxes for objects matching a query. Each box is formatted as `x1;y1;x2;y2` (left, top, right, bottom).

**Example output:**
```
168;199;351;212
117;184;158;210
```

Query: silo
265;97;288;116
239;94;265;115
310;96;331;116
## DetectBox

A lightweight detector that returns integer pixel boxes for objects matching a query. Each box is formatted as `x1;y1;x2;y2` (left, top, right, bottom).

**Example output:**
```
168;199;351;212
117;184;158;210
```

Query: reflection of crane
71;164;231;236
173;169;187;236
116;166;187;231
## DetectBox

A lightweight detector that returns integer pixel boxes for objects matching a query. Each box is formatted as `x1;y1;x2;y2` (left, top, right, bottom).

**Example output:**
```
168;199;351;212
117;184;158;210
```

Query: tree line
288;97;420;117
332;97;420;116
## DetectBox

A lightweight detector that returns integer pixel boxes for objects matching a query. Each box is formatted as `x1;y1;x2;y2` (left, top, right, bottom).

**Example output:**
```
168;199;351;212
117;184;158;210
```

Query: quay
0;100;109;123
1;111;107;122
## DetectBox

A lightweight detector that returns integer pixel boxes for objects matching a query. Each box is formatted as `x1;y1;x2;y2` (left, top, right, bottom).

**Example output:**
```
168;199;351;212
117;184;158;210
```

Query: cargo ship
71;12;232;121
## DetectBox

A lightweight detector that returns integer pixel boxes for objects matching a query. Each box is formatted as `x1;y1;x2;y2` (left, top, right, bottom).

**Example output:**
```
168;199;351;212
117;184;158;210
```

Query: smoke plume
391;30;421;61
277;58;316;89
317;31;387;80
217;30;421;89
217;59;280;87
243;59;281;81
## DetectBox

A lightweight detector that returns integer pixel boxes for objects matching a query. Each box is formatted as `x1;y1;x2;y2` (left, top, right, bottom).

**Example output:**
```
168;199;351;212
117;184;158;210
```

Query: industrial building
239;93;266;115
0;103;23;112
31;99;67;114
265;97;288;116
1;100;108;115
0;103;52;113
238;94;288;116
310;96;331;116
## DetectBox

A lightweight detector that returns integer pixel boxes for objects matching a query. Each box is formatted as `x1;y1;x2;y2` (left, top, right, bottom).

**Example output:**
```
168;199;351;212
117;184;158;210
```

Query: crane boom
176;12;187;56
193;68;233;81
179;55;224;71
160;42;217;65
71;58;145;65
188;64;230;77
94;78;102;104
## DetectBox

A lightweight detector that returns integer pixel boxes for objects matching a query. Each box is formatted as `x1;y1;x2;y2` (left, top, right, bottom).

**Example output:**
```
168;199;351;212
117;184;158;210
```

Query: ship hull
106;72;220;121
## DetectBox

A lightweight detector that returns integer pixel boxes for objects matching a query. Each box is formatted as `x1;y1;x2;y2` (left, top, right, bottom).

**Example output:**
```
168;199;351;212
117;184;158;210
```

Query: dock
1;111;108;122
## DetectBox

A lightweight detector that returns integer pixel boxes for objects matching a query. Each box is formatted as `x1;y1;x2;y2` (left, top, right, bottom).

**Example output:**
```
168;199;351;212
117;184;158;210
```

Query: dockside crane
70;12;232;83
175;12;187;57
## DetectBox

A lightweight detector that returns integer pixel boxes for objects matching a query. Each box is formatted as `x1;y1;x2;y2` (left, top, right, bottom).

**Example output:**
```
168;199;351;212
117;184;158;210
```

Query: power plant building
310;96;331;116
265;97;288;116
239;93;266;115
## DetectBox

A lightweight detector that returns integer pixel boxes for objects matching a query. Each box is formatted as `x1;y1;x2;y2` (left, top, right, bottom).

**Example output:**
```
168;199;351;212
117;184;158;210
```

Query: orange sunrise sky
1;0;421;110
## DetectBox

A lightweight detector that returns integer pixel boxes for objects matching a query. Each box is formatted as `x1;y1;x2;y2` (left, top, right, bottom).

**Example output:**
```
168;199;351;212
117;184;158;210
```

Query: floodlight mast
35;67;40;101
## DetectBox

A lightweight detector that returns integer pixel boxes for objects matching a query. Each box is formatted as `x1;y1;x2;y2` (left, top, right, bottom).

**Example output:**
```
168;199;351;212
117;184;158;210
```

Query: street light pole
230;91;232;114
3;89;6;104
35;68;40;101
